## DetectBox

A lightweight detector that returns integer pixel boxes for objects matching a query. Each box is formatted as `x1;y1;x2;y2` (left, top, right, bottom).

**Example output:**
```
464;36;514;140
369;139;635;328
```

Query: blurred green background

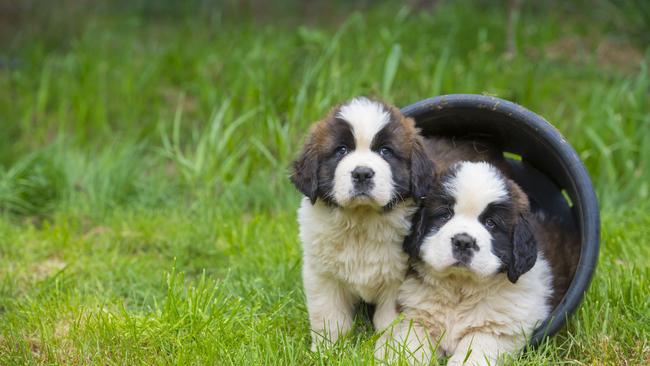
0;1;648;364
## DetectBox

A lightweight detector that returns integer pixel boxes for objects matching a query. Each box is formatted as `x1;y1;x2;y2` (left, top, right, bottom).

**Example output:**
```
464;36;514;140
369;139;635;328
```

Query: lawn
0;1;649;364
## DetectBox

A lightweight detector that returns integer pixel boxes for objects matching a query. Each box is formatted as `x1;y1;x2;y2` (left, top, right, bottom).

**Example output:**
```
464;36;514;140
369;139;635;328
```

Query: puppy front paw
447;352;496;366
374;331;432;365
309;331;336;352
310;339;320;353
374;333;396;362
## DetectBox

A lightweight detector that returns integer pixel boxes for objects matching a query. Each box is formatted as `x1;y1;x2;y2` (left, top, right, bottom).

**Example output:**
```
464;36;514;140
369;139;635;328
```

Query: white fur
332;98;394;208
299;198;415;350
377;258;552;365
337;97;390;148
444;162;508;213
421;215;503;279
333;150;394;207
376;162;553;365
423;162;508;279
298;97;416;350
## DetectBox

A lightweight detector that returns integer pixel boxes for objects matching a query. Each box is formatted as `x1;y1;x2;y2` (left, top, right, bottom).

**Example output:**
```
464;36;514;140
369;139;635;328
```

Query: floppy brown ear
507;214;538;283
410;136;435;203
289;136;320;204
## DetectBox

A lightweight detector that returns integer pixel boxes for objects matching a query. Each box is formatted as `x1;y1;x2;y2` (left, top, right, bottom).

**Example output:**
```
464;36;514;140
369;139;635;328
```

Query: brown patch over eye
371;120;409;160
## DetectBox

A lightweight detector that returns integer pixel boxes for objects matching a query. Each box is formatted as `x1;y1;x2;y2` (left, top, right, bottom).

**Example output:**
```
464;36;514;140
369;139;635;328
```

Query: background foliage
0;0;648;364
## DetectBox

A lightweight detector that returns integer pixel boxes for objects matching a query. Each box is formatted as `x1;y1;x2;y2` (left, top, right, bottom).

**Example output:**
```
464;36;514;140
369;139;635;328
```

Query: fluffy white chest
399;258;553;355
298;198;414;303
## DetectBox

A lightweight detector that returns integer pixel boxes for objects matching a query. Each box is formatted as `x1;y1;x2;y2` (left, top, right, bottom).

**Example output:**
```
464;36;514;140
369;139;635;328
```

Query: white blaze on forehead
337;97;390;149
445;162;508;217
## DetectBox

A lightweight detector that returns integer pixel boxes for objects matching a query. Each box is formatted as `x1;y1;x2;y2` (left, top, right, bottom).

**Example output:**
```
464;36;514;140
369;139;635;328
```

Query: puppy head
404;161;537;283
290;97;434;209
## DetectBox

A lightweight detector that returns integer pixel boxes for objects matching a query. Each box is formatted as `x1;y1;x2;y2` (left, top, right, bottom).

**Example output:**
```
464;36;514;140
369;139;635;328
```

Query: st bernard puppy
290;97;435;350
377;161;555;365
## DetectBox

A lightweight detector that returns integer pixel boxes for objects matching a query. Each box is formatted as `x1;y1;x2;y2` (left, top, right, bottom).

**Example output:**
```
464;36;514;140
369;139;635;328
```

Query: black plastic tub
401;94;600;346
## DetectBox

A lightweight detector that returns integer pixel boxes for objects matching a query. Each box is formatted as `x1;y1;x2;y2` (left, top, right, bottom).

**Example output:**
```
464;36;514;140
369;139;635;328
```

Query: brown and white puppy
376;161;554;365
290;97;434;350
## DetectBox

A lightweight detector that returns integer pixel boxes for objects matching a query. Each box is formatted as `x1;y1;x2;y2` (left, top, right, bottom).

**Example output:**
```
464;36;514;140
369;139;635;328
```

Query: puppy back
531;213;580;307
422;136;509;175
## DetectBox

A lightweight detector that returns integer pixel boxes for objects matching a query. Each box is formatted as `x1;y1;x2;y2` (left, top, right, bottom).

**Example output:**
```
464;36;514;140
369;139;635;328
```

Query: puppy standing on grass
377;161;559;365
289;97;434;350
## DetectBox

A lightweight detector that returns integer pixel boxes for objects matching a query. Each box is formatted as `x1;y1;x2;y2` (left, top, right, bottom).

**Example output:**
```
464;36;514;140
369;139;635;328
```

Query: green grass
0;1;649;364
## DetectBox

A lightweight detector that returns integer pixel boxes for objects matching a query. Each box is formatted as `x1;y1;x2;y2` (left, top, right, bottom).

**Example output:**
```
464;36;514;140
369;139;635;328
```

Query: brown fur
290;99;434;205
502;175;579;306
532;216;580;306
507;178;532;214
501;176;579;306
419;135;578;306
501;175;579;306
296;103;421;160
422;136;508;175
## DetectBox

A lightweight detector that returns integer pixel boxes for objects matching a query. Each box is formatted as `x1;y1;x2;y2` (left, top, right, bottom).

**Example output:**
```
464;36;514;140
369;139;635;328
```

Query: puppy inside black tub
376;157;579;365
375;95;587;365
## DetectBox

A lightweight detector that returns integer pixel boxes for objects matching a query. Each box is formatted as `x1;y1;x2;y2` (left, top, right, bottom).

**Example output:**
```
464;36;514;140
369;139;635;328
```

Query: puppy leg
374;319;434;365
372;283;400;331
447;333;517;366
303;266;356;351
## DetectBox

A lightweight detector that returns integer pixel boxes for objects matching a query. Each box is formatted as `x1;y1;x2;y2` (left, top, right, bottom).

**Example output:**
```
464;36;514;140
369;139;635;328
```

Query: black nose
351;166;375;183
451;233;478;252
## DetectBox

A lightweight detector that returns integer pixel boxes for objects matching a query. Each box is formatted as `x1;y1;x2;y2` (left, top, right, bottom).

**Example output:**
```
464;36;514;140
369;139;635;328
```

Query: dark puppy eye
379;146;393;157
432;206;453;223
485;218;496;229
334;146;348;157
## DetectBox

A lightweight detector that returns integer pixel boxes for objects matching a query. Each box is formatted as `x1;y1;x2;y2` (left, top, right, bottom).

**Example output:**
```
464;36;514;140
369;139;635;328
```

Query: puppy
377;161;554;365
289;97;435;349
